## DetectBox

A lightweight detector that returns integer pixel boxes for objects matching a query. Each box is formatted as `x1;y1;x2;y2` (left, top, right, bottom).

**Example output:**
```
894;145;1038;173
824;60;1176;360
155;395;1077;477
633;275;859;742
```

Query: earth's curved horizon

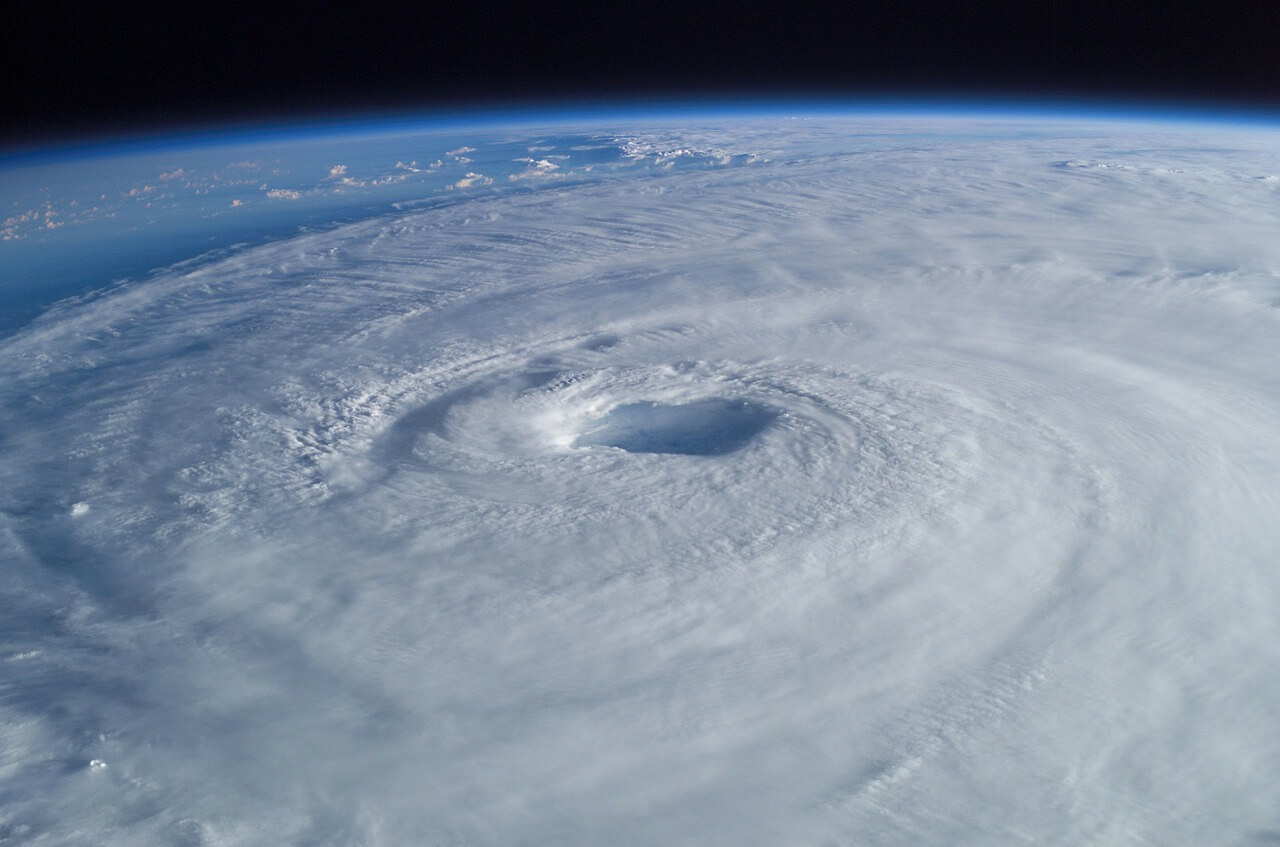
2;105;1279;844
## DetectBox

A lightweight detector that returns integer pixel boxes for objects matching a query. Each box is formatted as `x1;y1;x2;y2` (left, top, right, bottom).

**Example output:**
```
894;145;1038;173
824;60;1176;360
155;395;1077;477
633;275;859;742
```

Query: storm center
572;398;777;456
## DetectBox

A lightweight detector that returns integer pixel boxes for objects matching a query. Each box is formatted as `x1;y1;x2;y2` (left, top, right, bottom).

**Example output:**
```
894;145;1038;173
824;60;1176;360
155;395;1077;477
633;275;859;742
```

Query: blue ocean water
0;124;640;336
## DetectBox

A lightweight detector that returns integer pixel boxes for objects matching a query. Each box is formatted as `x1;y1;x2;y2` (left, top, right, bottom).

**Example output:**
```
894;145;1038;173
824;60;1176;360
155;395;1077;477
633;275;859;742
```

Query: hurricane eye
572;398;777;456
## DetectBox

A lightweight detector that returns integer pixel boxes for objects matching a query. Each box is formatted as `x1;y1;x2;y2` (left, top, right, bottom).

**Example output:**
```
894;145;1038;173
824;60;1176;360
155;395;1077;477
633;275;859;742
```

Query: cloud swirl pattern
2;117;1280;844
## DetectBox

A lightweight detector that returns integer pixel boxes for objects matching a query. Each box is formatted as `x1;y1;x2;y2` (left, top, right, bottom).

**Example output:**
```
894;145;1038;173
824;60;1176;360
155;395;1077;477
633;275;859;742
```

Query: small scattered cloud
159;168;187;181
395;160;441;173
3;210;39;227
450;173;492;189
2;208;43;239
265;189;303;200
446;146;475;164
328;164;348;178
509;159;563;181
230;198;244;207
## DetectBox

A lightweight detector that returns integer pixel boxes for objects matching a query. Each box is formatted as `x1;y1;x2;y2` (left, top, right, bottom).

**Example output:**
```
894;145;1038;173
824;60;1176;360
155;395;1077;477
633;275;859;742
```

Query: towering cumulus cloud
2;117;1279;844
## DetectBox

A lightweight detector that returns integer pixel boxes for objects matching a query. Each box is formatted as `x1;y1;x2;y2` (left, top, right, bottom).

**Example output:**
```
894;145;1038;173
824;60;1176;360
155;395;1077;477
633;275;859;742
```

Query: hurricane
2;114;1279;844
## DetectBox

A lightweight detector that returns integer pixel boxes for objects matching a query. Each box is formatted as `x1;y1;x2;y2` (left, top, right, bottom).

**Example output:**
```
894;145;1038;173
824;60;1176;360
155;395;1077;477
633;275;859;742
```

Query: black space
5;0;1280;146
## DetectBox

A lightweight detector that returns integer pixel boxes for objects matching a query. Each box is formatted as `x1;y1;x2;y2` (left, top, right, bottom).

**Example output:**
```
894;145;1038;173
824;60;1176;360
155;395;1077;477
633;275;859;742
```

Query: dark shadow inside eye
573;398;776;456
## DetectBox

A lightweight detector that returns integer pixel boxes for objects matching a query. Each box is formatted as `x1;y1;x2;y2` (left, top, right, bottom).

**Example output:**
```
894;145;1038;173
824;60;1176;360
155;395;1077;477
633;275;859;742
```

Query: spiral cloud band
2;117;1279;843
